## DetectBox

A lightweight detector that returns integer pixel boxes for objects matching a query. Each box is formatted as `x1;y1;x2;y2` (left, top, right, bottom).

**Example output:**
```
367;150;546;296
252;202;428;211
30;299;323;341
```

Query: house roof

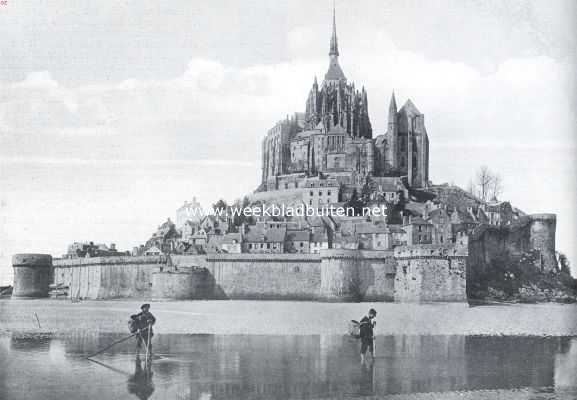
355;222;389;234
286;230;310;242
244;227;286;243
388;225;406;234
311;229;328;243
406;216;431;225
144;245;162;254
221;233;241;244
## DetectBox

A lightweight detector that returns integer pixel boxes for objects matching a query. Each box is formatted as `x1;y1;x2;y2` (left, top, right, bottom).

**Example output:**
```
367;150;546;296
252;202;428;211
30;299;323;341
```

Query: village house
243;226;286;254
285;230;311;253
354;222;392;250
221;232;242;254
403;216;433;245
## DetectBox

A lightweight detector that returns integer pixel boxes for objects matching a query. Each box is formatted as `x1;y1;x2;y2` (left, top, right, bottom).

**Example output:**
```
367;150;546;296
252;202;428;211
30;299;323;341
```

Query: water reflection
127;356;154;400
1;332;576;399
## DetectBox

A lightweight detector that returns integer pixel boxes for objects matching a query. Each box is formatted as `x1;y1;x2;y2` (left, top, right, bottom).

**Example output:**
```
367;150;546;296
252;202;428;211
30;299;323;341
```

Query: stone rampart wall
51;248;468;302
206;253;322;300
393;245;467;302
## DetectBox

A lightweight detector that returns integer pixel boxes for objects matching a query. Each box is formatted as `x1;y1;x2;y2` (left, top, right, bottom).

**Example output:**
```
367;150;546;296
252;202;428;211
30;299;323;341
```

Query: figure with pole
133;303;156;357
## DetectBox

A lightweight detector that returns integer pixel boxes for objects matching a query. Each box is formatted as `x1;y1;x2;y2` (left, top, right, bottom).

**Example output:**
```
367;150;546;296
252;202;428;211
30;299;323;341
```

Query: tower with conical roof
385;91;398;173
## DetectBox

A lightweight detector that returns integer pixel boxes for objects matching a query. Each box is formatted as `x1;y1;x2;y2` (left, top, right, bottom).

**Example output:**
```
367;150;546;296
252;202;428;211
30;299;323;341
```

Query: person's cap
369;308;377;316
141;303;150;310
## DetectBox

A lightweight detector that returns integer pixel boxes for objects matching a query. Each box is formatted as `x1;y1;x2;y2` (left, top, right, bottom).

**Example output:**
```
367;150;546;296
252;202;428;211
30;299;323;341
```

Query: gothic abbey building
259;10;429;195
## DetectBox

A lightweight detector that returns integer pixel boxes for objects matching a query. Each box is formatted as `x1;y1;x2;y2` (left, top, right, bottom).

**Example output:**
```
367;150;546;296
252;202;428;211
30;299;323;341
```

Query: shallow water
1;300;577;399
1;333;576;399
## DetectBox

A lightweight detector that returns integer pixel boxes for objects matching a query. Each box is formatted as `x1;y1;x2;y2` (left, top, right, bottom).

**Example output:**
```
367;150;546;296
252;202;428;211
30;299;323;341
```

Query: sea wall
53;255;206;299
50;248;467;302
394;245;468;302
205;253;322;300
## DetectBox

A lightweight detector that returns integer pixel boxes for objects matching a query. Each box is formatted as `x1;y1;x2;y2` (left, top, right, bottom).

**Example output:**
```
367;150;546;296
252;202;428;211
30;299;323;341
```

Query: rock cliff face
467;215;576;303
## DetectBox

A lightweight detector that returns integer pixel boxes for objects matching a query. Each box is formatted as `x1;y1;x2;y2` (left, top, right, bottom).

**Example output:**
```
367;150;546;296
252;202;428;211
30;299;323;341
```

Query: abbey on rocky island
260;7;429;193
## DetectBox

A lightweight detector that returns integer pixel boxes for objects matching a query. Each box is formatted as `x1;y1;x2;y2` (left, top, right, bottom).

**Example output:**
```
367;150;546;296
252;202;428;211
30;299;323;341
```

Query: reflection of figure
127;355;154;400
132;303;156;354
359;308;377;363
358;359;375;396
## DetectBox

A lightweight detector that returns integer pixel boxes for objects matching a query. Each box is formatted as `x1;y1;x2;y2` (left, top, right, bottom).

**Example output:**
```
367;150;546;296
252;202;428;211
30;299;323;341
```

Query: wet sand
2;299;577;336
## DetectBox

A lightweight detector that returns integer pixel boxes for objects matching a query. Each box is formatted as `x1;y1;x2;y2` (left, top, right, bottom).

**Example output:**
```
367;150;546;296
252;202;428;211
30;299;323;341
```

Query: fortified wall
467;214;557;287
37;246;466;302
394;245;467;302
16;215;555;302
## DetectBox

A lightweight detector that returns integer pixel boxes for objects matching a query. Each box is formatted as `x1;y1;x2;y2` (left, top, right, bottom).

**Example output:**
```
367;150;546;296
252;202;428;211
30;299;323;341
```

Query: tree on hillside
472;166;503;202
212;199;228;213
489;173;503;201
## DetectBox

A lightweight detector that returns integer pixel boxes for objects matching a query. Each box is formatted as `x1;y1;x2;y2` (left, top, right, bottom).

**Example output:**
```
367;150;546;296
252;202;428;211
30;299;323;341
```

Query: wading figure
359;308;377;363
132;303;156;354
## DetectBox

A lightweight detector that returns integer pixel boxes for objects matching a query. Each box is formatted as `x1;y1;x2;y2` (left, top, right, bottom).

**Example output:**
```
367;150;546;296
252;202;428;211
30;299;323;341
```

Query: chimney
110;243;116;251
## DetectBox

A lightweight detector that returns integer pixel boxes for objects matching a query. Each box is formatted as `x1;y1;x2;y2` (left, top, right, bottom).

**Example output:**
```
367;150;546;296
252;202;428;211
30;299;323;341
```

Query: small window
267;243;270;249
418;226;422;232
328;191;331;196
300;242;303;247
310;191;313;196
319;191;322;196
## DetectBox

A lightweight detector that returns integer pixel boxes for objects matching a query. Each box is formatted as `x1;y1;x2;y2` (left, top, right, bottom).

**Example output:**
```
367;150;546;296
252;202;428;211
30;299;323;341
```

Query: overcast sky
1;0;576;283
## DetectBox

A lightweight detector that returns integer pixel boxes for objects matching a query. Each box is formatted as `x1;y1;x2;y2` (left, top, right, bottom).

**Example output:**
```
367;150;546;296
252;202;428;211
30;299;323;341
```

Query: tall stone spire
329;1;339;57
324;1;346;83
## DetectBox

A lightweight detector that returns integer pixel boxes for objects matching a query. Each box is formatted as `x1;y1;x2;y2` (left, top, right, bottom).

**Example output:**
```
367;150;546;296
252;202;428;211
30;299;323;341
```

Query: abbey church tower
260;4;429;191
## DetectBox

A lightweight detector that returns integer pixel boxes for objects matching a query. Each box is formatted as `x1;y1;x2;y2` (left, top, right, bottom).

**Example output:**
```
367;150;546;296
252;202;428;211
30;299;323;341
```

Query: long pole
144;324;151;367
34;312;41;329
86;332;138;358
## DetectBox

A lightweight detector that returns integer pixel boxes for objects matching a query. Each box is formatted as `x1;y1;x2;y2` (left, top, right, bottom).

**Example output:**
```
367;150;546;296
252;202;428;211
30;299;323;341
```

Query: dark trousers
360;338;374;355
136;331;153;352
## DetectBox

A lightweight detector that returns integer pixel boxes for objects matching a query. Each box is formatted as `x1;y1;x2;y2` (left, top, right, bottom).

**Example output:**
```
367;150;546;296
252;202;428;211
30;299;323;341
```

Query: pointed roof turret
389;91;397;112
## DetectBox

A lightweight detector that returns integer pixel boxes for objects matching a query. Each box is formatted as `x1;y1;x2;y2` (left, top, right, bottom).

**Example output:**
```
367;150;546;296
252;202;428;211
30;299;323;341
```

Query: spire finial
389;91;397;111
329;1;339;57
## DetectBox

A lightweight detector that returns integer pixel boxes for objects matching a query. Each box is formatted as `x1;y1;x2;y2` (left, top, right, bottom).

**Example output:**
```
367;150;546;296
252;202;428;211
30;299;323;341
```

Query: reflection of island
127;356;154;400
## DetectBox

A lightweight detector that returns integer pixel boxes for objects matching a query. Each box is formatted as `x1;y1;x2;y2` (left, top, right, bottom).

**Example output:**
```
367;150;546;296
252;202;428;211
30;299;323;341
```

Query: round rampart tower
528;214;557;271
12;254;52;298
319;249;359;301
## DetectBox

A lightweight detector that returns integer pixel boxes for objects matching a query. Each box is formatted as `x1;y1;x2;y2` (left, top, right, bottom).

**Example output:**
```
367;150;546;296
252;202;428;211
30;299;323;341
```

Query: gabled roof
399;99;421;116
